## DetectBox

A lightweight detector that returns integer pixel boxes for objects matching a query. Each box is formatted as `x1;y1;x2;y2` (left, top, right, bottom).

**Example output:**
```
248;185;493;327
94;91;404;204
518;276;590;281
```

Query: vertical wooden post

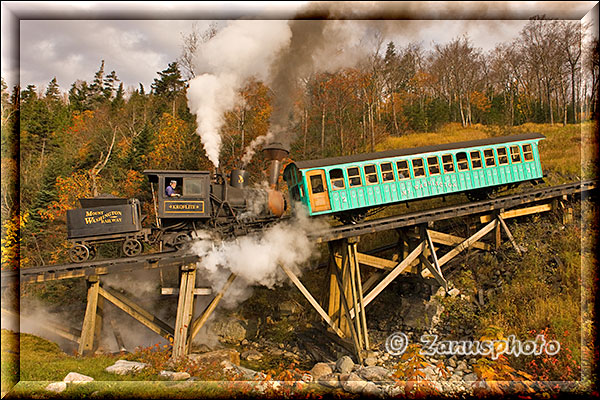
79;275;102;356
350;241;369;351
172;264;197;359
327;241;343;331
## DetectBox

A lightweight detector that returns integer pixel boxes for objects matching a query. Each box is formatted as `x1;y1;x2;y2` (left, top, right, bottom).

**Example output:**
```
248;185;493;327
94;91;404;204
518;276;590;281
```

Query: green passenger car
282;133;545;222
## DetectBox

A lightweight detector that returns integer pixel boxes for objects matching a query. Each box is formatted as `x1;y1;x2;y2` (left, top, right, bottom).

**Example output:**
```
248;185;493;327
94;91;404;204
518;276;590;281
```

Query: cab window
470;150;483;169
497;147;509;165
483;148;496;167
380;162;394;182
184;178;204;195
522;144;534;161
412;158;425;177
442;154;455;173
329;168;345;190
510;145;522;163
364;164;379;185
165;177;183;197
456;152;469;171
427;156;441;175
396;160;410;180
347;167;362;187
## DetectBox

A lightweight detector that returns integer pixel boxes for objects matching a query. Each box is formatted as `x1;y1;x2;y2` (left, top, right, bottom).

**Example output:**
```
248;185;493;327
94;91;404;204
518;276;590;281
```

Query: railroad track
1;179;595;287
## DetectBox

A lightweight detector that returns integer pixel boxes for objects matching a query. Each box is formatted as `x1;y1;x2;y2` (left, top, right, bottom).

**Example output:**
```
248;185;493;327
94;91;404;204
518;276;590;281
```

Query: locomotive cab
143;170;212;225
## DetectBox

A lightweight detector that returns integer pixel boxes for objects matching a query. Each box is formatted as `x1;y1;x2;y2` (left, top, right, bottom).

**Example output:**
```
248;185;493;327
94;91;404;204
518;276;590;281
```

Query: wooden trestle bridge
1;180;596;362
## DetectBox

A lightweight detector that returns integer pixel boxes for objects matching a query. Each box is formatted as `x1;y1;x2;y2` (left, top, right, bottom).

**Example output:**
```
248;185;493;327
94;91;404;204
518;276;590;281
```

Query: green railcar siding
285;138;544;216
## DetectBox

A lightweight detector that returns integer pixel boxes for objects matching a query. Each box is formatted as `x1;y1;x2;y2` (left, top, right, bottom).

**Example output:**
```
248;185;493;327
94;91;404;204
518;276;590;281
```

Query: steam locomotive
66;143;290;262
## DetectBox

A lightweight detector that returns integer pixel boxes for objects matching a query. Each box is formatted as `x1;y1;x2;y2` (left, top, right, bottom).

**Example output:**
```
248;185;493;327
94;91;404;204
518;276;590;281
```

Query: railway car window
522;144;534;161
412;158;425;177
347;167;362;187
364;165;379;185
329;168;346;190
427;156;441;175
483;149;496;167
442;154;455;173
456;152;469;171
396;160;410;180
184;178;204;195
470;151;483;169
310;175;325;194
380;162;394;182
510;145;522;163
497;147;509;165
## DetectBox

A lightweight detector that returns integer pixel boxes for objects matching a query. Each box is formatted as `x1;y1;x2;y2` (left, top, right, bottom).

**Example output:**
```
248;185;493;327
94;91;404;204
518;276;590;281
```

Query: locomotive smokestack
262;141;289;189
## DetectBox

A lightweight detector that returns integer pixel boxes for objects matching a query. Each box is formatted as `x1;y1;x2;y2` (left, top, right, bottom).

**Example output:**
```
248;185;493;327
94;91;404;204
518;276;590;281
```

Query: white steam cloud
187;20;292;167
191;206;326;307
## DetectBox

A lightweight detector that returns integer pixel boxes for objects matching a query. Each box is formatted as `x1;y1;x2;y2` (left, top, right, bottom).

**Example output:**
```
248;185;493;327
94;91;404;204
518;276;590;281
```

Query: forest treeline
1;17;599;268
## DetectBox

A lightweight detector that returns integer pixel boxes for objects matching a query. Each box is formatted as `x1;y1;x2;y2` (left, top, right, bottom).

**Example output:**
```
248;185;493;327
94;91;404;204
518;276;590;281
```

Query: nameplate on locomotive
164;200;205;213
84;209;123;225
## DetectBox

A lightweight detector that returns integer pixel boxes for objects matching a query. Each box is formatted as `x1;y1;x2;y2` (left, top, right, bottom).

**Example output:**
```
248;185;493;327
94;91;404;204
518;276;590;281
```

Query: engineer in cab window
165;180;181;197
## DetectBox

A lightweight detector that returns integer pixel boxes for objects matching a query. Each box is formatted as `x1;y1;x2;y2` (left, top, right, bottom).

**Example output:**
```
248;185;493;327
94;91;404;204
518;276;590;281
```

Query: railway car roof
291;133;545;170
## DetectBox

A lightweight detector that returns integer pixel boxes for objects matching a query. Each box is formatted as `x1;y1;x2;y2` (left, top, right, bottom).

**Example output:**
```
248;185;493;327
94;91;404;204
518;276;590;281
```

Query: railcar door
306;169;331;213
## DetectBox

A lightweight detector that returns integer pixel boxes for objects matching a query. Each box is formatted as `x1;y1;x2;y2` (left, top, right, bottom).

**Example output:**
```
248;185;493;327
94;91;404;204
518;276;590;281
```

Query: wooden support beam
172;266;197;359
279;263;346;339
407;230;491;251
110;318;126;351
480;203;553;223
189;273;237;345
361;272;383;295
347;244;363;350
435;219;498;269
161;287;212;296
497;215;523;256
356;252;398;270
331;255;364;364
357;241;426;315
98;286;174;341
79;276;102;355
351;243;369;351
419;255;447;290
327;242;342;330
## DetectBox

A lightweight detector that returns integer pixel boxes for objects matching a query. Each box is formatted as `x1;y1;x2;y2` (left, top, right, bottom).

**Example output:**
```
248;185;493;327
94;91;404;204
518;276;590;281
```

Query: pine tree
45;77;61;101
88;60;107;106
103;70;119;100
151;62;185;98
112;82;125;109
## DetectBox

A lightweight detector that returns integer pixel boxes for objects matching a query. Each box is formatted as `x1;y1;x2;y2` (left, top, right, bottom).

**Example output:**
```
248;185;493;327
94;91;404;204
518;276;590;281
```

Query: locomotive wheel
122;239;143;257
173;233;191;250
69;244;90;263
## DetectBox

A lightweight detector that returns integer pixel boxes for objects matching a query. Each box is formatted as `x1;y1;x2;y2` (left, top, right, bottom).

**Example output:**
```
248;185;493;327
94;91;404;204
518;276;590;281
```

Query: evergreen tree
88;60;107;106
112;82;125;109
151;62;185;98
103;70;119;99
45;77;61;101
68;80;90;112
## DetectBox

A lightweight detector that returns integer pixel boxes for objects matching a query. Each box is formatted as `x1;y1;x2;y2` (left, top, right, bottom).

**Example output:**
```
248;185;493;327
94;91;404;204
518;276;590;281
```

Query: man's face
171;182;176;188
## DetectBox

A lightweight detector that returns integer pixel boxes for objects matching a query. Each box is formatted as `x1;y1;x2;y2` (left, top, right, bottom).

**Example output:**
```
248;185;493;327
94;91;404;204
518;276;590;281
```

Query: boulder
208;317;247;344
336;355;355;374
172;372;191;381
357;365;392;382
45;382;67;393
63;372;94;383
318;373;341;388
188;348;240;366
463;372;478;381
105;360;148;375
279;300;302;317
241;349;263;361
310;362;333;381
340;372;368;394
362;381;381;396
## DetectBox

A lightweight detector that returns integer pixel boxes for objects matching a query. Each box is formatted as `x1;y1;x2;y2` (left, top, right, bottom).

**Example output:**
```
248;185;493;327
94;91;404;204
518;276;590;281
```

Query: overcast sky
2;1;598;94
